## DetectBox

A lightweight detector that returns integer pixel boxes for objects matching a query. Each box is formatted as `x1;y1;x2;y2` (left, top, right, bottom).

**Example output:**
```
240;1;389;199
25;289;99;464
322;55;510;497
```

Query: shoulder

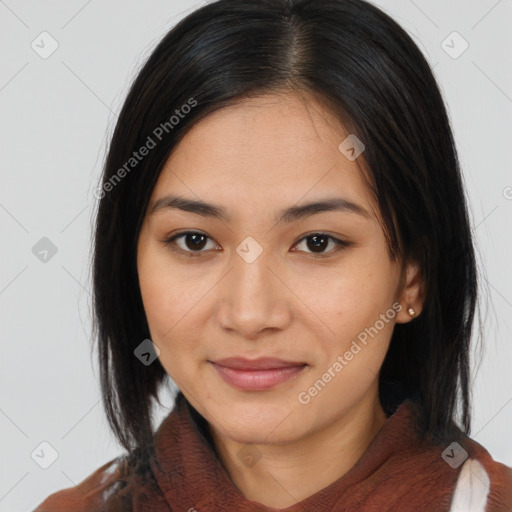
375;401;512;511
32;455;134;512
449;438;512;512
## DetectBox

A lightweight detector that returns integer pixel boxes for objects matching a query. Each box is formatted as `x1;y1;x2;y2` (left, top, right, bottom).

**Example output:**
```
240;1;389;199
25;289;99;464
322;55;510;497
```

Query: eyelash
162;231;351;259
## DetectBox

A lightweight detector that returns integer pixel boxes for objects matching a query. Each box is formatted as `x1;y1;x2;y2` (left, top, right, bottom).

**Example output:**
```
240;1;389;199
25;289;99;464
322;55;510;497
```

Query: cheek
312;256;398;329
138;269;175;334
138;248;188;351
137;248;215;384
138;268;195;382
304;252;399;374
138;244;194;330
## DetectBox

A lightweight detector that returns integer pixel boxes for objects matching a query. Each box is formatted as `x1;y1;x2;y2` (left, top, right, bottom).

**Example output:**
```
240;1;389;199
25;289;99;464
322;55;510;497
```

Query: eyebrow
149;194;372;223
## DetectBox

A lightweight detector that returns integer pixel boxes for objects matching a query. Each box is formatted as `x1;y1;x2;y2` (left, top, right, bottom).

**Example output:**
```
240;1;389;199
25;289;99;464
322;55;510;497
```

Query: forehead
150;92;376;221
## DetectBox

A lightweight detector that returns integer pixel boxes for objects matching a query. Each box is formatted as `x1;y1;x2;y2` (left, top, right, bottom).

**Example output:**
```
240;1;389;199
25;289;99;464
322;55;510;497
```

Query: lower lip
210;362;306;391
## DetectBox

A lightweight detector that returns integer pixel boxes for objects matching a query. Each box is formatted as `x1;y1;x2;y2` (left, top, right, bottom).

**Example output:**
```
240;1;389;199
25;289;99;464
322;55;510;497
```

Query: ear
395;259;425;324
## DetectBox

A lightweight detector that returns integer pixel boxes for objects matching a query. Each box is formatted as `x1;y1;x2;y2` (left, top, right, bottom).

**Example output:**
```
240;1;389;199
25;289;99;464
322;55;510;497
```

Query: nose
214;248;292;340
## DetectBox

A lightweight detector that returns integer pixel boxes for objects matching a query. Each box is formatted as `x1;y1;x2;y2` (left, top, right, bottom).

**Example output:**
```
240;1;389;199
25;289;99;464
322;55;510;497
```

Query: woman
34;0;512;510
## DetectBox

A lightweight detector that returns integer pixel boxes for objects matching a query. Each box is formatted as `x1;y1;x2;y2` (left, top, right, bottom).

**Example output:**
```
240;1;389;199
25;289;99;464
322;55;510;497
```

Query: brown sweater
33;393;512;511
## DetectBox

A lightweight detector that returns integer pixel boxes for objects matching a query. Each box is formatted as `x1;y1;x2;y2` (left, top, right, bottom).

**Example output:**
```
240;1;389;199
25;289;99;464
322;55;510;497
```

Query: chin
222;420;302;446
208;399;309;444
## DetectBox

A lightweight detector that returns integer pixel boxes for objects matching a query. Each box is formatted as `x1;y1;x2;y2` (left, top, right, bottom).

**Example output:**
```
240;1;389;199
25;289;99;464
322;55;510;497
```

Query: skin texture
137;91;425;507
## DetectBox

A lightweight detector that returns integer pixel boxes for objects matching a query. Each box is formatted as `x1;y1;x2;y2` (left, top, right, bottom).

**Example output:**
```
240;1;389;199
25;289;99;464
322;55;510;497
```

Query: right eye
163;230;219;257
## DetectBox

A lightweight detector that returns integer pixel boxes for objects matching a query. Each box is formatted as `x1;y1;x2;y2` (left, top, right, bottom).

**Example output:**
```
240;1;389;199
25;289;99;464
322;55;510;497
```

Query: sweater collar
151;392;420;511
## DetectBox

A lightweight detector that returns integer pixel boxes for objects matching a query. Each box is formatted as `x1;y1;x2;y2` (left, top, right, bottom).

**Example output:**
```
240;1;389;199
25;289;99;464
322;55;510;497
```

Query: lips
212;357;306;370
209;357;307;391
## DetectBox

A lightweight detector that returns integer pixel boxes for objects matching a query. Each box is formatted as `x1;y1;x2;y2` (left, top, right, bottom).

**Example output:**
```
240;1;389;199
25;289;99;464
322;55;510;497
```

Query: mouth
209;357;308;391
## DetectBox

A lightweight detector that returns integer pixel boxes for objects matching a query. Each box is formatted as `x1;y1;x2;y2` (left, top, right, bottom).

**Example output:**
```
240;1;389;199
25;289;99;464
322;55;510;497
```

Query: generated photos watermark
297;301;402;405
94;97;198;199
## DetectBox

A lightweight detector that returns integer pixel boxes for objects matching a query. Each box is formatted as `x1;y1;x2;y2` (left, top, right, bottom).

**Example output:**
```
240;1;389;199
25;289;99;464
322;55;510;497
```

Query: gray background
1;0;511;510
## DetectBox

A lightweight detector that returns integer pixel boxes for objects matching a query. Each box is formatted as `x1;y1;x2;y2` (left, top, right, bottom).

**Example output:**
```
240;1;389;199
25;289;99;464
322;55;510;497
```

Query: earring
407;307;416;317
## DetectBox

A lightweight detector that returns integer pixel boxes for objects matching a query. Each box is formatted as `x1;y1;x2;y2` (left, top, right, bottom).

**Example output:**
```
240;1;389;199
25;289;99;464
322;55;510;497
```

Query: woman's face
137;92;420;445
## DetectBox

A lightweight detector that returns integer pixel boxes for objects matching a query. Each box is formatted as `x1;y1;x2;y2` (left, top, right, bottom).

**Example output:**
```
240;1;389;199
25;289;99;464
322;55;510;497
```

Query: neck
209;389;387;508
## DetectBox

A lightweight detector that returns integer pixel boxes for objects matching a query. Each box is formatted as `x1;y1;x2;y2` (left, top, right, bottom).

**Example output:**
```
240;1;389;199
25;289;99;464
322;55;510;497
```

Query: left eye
292;233;348;256
163;231;348;257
